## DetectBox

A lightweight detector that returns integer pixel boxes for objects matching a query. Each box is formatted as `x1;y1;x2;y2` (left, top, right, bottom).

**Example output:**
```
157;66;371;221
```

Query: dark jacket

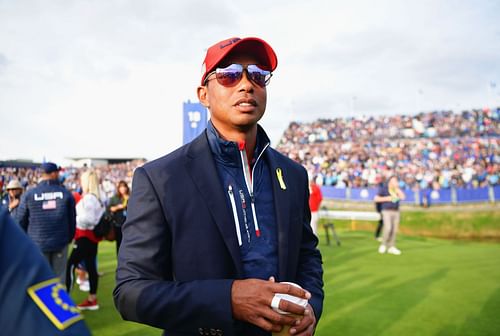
114;128;324;336
16;179;76;252
377;184;401;211
1;194;21;221
108;195;127;227
207;122;279;282
0;208;91;335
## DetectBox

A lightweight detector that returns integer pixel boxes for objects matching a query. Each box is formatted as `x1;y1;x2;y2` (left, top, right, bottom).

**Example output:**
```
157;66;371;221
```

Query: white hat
6;180;23;190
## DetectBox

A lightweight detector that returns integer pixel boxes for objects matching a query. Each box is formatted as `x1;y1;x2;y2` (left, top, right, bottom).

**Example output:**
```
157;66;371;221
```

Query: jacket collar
38;178;61;186
206;121;271;168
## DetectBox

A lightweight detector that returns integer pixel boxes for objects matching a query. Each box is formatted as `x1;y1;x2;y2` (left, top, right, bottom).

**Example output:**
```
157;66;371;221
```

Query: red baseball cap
200;37;278;85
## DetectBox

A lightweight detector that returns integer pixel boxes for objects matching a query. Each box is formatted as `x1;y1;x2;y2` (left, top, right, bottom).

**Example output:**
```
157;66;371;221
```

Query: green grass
71;242;160;336
400;210;500;240
324;209;500;240
73;233;500;335
316;231;500;335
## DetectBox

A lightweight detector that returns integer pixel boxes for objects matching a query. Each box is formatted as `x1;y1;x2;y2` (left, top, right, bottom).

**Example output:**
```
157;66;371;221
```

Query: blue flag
183;100;208;145
27;278;83;330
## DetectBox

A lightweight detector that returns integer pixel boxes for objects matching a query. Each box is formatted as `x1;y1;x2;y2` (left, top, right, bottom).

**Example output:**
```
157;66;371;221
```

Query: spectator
15;162;76;280
276;107;499;191
1;179;24;219
374;175;385;240
66;170;105;310
309;176;323;236
108;180;130;254
374;175;405;255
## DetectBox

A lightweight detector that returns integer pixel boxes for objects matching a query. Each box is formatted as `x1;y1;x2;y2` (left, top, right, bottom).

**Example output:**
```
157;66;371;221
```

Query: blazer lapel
184;132;244;277
266;150;291;281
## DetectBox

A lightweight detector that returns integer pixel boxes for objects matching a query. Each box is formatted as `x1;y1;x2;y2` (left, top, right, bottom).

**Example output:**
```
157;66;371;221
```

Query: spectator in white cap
1;180;24;219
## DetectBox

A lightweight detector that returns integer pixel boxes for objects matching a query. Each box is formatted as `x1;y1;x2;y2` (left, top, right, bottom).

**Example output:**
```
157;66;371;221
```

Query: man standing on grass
16;162;76;280
114;37;324;335
374;175;405;255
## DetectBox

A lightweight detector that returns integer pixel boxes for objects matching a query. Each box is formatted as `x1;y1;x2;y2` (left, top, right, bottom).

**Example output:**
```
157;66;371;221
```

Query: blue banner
403;190;417;204
423;188;452;204
456;187;490;203
183;100;208;145
321;186;346;200
350;188;377;201
320;186;498;204
495;186;500;201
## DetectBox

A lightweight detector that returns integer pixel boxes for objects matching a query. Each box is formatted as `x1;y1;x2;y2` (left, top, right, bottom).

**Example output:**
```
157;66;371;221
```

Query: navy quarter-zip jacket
114;125;324;336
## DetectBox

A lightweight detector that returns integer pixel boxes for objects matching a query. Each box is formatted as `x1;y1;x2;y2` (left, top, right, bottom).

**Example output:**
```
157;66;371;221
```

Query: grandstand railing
321;186;500;204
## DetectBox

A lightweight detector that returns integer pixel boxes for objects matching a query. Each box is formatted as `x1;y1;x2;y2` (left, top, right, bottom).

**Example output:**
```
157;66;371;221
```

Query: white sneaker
388;247;402;255
378;245;387;254
79;280;90;292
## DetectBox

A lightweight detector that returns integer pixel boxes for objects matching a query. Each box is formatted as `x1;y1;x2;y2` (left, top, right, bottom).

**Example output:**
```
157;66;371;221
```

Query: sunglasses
205;64;272;88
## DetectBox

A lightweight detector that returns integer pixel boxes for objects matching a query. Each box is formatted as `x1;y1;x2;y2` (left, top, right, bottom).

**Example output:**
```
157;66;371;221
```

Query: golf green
72;232;500;335
317;231;500;335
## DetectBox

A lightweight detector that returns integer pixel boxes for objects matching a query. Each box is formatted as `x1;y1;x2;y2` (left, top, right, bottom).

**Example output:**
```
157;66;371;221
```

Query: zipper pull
276;168;287;190
227;184;242;246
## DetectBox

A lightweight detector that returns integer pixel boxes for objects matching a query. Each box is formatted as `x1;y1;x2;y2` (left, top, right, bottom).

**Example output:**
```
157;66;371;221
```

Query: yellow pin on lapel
276;168;287;190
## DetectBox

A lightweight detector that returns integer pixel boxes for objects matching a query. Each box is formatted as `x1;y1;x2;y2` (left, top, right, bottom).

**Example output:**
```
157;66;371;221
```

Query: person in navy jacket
16;162;76;281
114;37;324;336
0;208;91;335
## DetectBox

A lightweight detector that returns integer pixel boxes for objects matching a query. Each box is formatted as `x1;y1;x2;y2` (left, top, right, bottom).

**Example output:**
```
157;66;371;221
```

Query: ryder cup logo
360;189;370;199
431;190;440;200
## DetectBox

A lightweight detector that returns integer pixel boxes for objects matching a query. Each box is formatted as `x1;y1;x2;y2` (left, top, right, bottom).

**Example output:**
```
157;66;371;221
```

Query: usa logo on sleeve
27;278;84;330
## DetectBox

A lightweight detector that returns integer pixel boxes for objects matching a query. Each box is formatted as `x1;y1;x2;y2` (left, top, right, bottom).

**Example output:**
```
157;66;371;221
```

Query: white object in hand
271;282;308;315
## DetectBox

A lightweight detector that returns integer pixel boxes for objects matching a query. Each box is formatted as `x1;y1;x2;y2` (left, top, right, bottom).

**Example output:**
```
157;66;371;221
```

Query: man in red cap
114;37;323;336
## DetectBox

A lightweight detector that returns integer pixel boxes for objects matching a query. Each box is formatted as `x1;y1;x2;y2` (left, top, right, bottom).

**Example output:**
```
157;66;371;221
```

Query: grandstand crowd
1;108;499;196
276;108;500;190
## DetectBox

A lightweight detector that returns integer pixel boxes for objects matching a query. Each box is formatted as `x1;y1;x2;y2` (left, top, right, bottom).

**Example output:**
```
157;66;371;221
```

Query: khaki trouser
381;210;400;248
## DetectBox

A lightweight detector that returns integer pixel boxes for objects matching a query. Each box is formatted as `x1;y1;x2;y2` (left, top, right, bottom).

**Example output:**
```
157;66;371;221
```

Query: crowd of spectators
0;160;145;201
2;108;499;195
276;107;500;190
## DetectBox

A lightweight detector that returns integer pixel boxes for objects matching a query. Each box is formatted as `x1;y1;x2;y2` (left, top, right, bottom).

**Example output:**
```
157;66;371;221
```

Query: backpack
93;212;117;241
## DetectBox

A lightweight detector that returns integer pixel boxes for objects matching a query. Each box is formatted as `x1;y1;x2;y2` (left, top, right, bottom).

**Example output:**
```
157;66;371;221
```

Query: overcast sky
1;0;499;163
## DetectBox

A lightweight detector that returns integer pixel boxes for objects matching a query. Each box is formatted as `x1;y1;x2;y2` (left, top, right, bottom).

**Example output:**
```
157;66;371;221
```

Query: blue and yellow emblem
27;278;83;330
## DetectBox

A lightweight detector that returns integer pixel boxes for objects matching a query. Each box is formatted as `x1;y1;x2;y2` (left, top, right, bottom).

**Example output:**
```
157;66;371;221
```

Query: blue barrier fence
321;186;500;204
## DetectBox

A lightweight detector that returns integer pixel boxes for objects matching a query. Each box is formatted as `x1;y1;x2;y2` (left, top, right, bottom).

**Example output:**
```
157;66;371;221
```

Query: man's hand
289;304;316;335
231;278;311;333
9;198;20;211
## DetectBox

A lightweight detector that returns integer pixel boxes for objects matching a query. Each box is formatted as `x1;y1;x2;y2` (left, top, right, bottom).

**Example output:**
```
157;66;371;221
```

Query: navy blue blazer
113;129;324;336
